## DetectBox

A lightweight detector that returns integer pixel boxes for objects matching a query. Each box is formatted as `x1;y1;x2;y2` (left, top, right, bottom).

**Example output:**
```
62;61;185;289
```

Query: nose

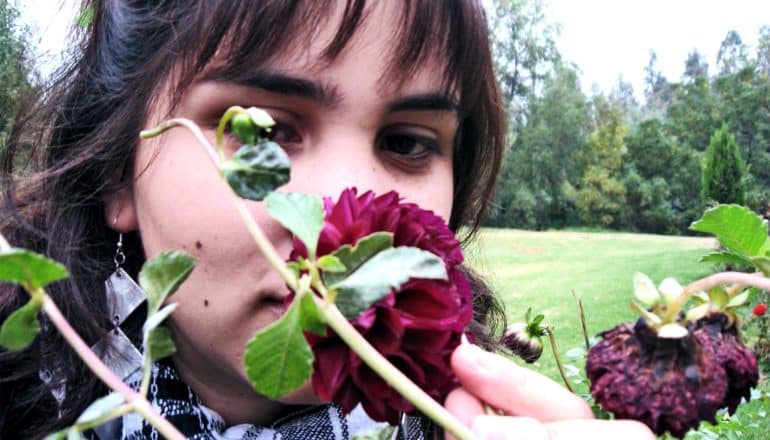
288;127;391;200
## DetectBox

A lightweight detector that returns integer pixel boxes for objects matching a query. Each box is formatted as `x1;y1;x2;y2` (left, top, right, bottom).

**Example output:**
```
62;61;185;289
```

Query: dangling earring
91;224;146;381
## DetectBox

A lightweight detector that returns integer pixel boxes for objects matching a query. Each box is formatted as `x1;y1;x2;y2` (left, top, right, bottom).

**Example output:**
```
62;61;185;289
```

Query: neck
170;355;289;426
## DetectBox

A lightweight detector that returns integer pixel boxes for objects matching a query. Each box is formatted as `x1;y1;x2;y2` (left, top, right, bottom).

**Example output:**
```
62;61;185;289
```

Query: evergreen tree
701;124;747;205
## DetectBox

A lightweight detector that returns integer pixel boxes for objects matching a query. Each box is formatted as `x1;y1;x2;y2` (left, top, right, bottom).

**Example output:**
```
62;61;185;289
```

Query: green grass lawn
466;228;770;438
466;228;718;381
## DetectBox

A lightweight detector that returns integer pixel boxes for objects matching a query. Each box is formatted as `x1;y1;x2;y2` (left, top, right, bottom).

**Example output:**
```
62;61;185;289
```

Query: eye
378;131;440;164
263;122;302;145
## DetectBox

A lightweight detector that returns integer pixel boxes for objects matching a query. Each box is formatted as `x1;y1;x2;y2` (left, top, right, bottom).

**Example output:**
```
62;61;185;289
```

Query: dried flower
586;314;758;438
295;188;473;424
753;303;767;317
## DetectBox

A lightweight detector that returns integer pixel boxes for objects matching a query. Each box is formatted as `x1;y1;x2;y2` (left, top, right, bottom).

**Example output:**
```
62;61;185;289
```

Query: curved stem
142;117;298;290
669;271;770;315
545;327;574;393
141;119;220;165
216;106;245;162
40;295;185;440
571;290;590;350
74;403;133;433
314;293;478;440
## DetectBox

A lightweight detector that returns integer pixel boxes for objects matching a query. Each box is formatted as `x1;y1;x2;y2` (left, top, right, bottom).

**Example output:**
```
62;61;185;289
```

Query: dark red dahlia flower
690;313;758;414
293;188;473;424
586;315;758;438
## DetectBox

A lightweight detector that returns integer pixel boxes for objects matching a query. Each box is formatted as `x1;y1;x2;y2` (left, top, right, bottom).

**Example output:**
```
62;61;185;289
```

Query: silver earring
91;229;146;381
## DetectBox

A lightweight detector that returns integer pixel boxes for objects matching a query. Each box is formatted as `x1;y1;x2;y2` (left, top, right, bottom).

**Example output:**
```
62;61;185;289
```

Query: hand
444;344;654;439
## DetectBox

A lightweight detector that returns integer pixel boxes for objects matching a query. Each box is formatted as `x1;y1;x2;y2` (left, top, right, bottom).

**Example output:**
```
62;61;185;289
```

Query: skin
105;1;655;438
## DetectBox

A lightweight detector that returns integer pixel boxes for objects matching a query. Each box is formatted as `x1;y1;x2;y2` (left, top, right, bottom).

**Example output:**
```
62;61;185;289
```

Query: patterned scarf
90;361;428;440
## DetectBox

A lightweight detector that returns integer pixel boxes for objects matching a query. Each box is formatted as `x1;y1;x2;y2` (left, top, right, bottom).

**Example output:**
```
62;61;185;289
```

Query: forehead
193;0;458;101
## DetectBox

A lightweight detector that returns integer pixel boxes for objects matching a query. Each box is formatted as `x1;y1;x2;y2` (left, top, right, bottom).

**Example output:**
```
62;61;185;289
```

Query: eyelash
377;131;440;163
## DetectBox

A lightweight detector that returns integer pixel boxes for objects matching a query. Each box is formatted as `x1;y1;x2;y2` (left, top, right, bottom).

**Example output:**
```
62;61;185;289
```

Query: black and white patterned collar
91;360;426;440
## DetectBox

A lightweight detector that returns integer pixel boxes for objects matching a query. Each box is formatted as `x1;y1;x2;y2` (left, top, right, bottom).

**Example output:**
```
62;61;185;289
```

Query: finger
470;415;548;440
545;419;656;440
451;344;593;421
444;387;486;440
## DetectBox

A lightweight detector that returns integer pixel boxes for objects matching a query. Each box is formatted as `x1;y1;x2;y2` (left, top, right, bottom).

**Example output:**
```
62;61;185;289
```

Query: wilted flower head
293;188;473;424
586;314;758;438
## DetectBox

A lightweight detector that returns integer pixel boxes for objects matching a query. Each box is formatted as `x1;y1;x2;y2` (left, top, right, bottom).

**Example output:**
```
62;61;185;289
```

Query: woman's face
108;2;457;425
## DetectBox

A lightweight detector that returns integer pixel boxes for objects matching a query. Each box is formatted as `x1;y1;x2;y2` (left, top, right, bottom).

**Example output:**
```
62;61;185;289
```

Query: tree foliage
489;14;769;234
0;0;35;148
702;124;747;205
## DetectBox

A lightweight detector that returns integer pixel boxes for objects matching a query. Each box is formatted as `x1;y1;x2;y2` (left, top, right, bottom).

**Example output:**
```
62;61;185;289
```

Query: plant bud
501;322;544;363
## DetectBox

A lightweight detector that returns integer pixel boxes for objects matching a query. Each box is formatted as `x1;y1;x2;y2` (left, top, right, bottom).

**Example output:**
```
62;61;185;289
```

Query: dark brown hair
0;1;507;437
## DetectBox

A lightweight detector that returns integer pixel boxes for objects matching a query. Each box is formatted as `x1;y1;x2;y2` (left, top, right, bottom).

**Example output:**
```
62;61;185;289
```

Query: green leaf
317;255;346;273
143;303;178;334
74;5;94;28
43;428;82;440
138;252;195;315
221;140;291;201
143;303;178;362
686;303;710;321
690;204;769;258
750;256;770;276
266;192;324;257
632;272;660;307
323;232;394;287
727;290;750;309
0;297;42;350
709;286;729;309
76;393;124;425
699;251;753;268
0;249;68;289
243;297;313;399
299;292;326;336
145;326;177;361
331;246;448;319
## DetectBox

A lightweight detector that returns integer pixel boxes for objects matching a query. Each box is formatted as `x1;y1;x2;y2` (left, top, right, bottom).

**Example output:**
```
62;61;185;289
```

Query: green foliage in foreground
468;228;770;437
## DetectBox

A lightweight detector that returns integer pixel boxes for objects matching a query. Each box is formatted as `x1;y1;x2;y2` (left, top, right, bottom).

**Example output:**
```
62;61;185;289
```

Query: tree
716;30;749;75
489;0;561;128
756;25;770;76
0;0;35;147
683;50;709;82
642;51;673;118
491;64;590;229
701;124;747;205
571;93;629;227
623;118;700;233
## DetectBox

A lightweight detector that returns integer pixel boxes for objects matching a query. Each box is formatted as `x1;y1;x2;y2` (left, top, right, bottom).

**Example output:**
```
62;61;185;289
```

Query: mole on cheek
204;299;209;307
195;240;203;250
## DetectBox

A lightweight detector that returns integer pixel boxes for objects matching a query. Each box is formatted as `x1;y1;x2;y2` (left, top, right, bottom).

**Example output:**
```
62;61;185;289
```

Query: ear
104;187;138;232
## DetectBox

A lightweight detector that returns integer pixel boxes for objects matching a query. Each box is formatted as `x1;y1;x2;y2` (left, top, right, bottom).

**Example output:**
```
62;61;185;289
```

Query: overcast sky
18;0;770;101
546;0;770;99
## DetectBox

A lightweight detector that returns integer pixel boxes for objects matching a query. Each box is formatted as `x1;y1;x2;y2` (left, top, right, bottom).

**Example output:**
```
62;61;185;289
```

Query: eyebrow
201;68;458;114
387;93;459;115
201;68;343;107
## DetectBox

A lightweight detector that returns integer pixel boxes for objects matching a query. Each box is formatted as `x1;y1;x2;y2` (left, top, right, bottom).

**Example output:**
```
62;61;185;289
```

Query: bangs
161;0;491;116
